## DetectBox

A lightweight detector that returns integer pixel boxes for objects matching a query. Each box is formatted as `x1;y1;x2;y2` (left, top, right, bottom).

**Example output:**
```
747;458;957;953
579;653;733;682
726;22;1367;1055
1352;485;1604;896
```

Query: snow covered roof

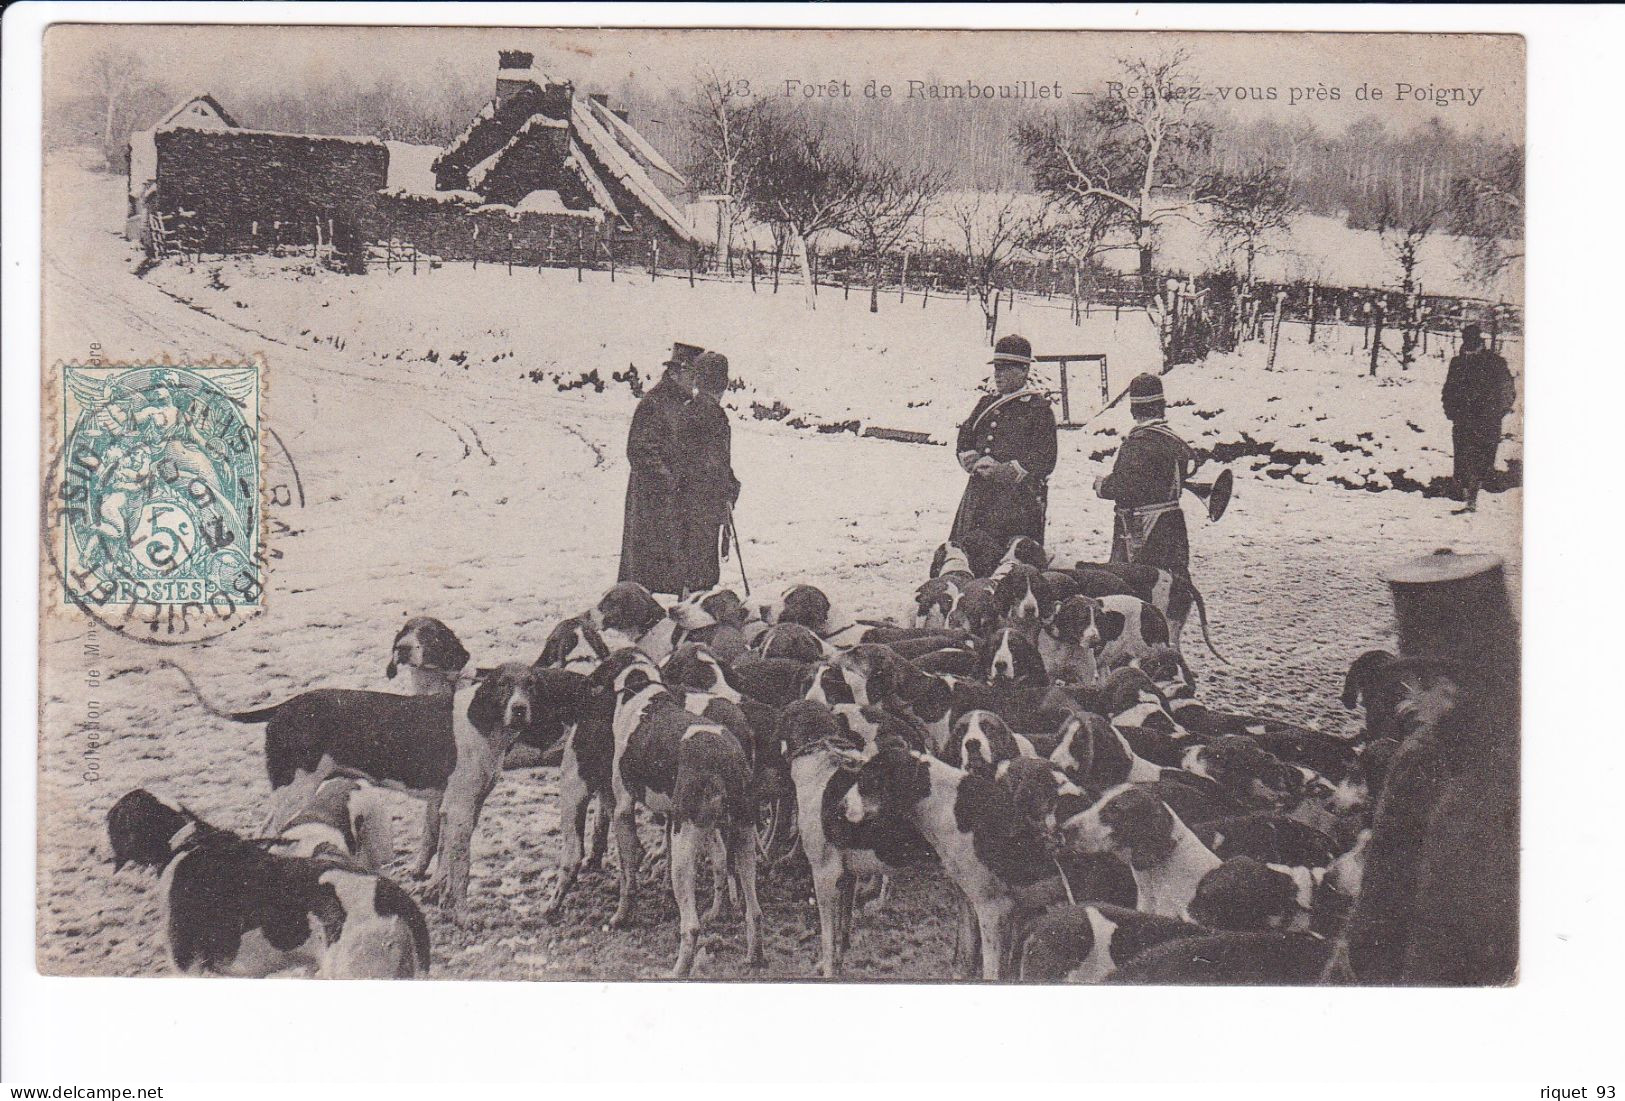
585;95;686;185
155;93;239;132
565;140;622;220
467;114;568;192
167;125;385;148
568;97;696;241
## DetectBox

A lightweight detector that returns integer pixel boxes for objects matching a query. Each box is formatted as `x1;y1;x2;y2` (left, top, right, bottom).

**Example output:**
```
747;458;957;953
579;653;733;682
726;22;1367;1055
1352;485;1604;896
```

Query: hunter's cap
990;334;1034;367
1129;372;1166;410
664;342;705;369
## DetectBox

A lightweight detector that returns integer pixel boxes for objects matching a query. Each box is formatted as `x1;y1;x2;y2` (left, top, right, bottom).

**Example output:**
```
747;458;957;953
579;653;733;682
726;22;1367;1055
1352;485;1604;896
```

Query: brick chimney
496;50;537;105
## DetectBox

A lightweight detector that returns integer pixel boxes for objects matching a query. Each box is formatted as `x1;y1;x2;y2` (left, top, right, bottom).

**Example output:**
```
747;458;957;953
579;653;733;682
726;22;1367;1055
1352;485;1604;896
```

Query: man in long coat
1095;372;1198;576
618;342;730;595
682;350;742;592
950;334;1058;551
1441;323;1515;514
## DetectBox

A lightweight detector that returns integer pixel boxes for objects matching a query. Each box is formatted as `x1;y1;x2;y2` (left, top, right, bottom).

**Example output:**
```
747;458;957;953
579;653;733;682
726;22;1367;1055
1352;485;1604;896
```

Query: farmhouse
124;93;238;241
135;50;699;264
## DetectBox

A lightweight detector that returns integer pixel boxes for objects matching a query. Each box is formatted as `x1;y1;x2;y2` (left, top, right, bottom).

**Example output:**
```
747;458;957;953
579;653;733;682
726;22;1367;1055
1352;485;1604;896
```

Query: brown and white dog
1058;783;1224;921
841;739;1058;979
275;774;394;873
668;588;752;663
537;614;610;673
591;582;677;663
108;789;430;978
1018;903;1203;983
605;653;764;976
168;638;543;923
783;701;935;978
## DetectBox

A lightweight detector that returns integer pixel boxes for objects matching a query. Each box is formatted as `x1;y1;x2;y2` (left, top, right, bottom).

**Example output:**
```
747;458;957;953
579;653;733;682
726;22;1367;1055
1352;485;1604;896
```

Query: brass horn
1183;468;1234;522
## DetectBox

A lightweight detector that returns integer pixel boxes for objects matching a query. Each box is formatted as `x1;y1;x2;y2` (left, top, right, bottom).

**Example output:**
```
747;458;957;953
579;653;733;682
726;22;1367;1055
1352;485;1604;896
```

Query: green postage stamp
57;359;265;616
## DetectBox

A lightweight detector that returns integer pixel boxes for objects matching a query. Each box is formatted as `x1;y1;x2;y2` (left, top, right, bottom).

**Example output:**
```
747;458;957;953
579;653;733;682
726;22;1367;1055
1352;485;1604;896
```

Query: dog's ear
1342;650;1397;709
930;542;950;579
1110;787;1178;870
421;620;470;673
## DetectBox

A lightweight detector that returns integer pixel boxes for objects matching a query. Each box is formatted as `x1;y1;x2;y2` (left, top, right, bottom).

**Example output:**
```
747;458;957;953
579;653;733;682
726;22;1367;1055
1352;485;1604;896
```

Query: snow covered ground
36;158;1521;980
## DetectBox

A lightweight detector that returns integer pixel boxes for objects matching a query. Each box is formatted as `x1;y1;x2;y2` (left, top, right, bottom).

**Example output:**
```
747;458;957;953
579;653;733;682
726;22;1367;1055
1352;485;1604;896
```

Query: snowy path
37;162;1519;980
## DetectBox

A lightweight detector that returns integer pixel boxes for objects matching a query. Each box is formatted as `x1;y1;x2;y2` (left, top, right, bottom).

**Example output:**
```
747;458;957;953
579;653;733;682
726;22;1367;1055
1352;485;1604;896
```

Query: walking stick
725;507;750;597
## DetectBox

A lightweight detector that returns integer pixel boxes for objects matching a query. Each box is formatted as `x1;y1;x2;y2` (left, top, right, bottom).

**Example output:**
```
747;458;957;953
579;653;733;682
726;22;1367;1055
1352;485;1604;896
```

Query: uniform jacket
1442;349;1515;425
950;388;1057;549
680;395;741;592
1098;419;1198;574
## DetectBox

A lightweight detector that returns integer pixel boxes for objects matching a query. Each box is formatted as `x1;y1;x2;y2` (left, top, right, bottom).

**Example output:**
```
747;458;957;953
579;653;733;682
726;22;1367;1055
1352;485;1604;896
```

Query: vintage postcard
34;23;1522;986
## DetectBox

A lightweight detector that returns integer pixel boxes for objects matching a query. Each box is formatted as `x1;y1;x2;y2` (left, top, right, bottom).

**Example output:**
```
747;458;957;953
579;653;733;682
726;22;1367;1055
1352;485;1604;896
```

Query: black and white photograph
23;20;1532;991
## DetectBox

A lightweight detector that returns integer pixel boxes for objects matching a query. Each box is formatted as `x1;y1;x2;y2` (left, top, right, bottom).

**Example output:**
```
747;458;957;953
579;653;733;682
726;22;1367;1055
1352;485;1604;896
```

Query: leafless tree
684;66;765;269
1449;149;1523;294
947;192;1044;334
81;48;161;171
1198;164;1299;285
741;108;864;309
1377;190;1445;371
1015;50;1211;286
842;152;945;313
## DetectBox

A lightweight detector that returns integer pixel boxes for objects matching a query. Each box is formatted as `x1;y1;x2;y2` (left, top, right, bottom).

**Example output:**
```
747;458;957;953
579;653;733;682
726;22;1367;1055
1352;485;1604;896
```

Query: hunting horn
1183;467;1235;523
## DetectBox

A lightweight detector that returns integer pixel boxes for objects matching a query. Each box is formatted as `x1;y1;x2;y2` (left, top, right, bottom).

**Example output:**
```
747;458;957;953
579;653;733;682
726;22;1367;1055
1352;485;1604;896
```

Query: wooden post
1266;290;1287;372
989;290;1000;344
1307;284;1318;344
608;239;616;282
900;250;910;304
1369;302;1385;377
1362;300;1372;349
547;224;556;265
1072;263;1081;325
688;249;695;288
845;268;852;301
771;243;781;294
1488;305;1500;351
576;226;584;282
922;278;929;309
1057;359;1072;425
507;233;514;276
650;238;658;282
749;249;757;293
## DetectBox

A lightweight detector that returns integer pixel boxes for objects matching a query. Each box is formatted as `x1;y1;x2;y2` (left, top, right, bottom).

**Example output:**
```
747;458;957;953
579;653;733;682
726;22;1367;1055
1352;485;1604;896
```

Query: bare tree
684;66;764;269
1198;164;1299;285
842;152;944;313
1015;50;1211;285
1377;189;1444;371
1449;149;1523;294
81;48;162;171
947;192;1043;335
741;109;863;309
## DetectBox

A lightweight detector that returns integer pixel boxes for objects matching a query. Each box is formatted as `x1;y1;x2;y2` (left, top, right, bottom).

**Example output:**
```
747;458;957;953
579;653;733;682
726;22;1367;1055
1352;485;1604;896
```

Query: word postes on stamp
55;358;266;636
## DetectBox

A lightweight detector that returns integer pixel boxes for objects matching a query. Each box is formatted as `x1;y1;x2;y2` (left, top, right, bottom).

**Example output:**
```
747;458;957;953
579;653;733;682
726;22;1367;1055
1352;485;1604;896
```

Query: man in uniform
619;342;717;595
1094;372;1199;577
1441;323;1515;514
950;334;1058;551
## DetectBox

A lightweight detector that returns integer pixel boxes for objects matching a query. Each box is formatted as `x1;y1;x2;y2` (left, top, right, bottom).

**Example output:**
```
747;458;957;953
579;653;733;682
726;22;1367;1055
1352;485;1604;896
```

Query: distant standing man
1095;373;1199;577
950;334;1058;551
619;342;714;595
685;350;742;592
1441;323;1515;514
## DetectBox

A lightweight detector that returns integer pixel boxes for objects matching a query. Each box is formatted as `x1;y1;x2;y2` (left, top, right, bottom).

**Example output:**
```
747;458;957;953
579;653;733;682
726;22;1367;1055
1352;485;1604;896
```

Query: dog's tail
161;659;280;722
1178;577;1228;665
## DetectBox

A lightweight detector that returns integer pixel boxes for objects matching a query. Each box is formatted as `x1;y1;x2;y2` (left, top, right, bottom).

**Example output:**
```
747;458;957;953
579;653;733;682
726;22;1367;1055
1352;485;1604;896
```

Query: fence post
749;249;757;293
1266;290;1286;372
576;226;584;282
608;239;616;282
688;248;695;288
650;238;658;282
989;290;1000;344
900;250;910;304
507;233;514;276
922;278;929;309
1307;284;1318;344
1369;302;1384;377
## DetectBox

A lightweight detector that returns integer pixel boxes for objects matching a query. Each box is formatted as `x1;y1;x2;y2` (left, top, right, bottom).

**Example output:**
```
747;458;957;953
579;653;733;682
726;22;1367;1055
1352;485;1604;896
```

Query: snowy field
37;158;1520;979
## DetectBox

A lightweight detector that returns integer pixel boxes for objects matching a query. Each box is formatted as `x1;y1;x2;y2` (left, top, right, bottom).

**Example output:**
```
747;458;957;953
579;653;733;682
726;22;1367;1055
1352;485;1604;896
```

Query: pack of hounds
109;528;1418;982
